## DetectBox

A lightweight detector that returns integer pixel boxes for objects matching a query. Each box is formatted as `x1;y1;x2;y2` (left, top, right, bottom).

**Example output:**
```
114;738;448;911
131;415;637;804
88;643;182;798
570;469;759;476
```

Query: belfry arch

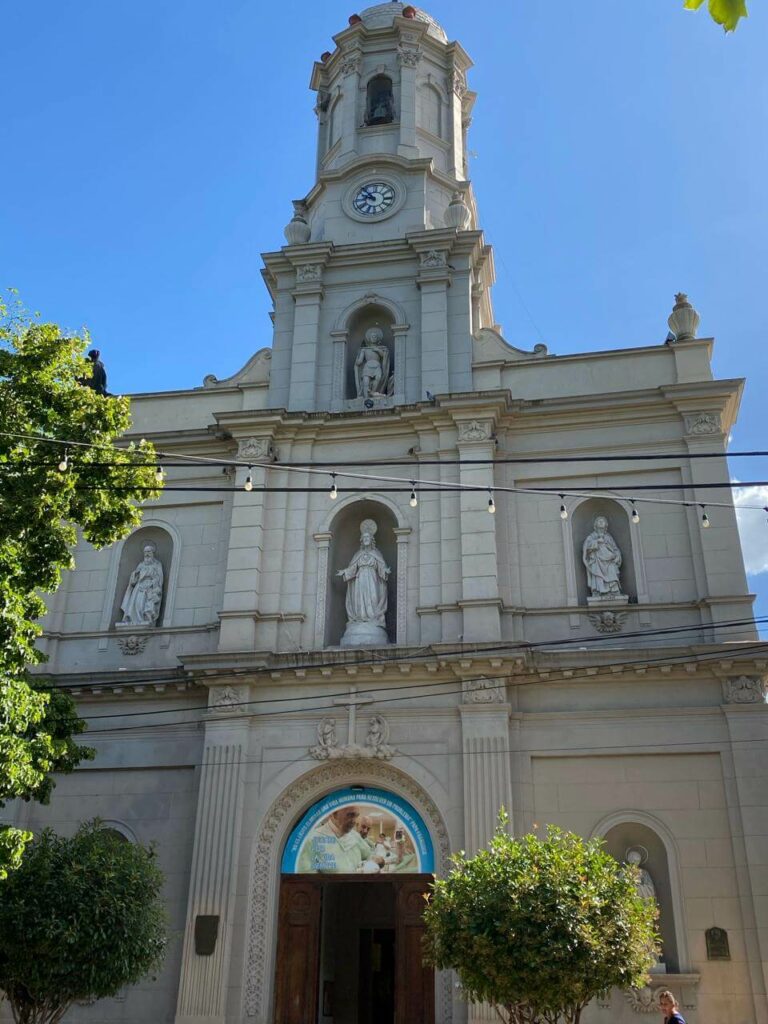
242;759;452;1023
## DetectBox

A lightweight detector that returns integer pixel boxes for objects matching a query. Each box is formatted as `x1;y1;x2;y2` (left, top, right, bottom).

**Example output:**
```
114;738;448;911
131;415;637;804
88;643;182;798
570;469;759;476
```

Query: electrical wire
3;430;767;512
40;614;768;695
77;641;768;733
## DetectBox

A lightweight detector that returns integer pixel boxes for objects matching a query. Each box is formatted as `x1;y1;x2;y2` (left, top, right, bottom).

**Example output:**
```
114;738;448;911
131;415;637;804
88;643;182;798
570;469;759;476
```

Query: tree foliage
0;822;167;1023
684;0;748;32
424;820;659;1024
0;292;161;877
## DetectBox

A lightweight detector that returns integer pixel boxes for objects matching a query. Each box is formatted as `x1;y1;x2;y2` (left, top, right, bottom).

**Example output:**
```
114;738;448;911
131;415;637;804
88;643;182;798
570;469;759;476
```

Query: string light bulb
155;464;164;484
559;495;568;520
631;504;640;524
329;473;338;500
487;489;496;515
57;450;69;473
701;505;711;528
409;483;418;508
244;466;253;492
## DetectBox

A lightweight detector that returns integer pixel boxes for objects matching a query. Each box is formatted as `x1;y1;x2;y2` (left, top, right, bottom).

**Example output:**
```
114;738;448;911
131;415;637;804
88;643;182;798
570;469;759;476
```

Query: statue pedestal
114;621;153;630
587;594;629;608
340;622;389;647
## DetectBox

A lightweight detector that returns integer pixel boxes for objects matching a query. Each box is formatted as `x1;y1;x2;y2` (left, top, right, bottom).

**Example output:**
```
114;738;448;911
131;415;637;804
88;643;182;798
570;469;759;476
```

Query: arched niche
331;295;409;411
110;525;174;629
345;305;395;402
566;496;644;607
365;74;395;125
594;812;689;975
326;499;398;648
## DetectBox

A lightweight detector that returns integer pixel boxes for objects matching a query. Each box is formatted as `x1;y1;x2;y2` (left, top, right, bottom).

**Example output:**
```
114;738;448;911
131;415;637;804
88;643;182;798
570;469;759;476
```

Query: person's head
658;990;678;1017
626;847;642;867
379;833;387;842
330;805;359;834
594;515;609;532
142;543;157;563
87;348;100;362
357;816;373;838
364;326;384;346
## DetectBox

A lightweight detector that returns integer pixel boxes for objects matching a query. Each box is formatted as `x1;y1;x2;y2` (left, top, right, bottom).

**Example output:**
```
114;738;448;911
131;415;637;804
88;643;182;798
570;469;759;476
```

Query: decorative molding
237;437;271;461
244;761;451;1021
397;44;421;68
309;714;396;760
458;419;492;442
588;609;628;634
116;633;149;656
624;987;661;1013
683;411;721;436
420;249;448;268
210;685;248;712
723;676;767;704
296;263;322;283
450;69;467;98
394;526;411;645
340;51;361;77
463;677;507;704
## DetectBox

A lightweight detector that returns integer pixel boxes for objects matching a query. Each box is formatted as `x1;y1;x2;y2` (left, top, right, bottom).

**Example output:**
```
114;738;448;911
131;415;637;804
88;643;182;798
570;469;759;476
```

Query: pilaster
285;244;333;412
338;49;362;160
460;691;512;1024
175;694;250;1024
396;42;421;157
218;437;273;652
455;417;501;641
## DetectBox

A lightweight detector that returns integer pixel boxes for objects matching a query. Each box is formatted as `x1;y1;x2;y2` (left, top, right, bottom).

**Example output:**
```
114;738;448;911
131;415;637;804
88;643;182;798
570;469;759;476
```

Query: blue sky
2;0;766;623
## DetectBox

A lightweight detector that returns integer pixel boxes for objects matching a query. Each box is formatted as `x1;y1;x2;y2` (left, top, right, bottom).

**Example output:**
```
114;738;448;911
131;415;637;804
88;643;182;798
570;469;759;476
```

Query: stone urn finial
444;190;471;230
284;201;311;246
667;292;700;342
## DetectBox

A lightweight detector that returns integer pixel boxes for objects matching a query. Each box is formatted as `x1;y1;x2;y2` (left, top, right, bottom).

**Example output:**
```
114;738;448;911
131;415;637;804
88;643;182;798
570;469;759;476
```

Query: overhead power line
78;640;768;733
40;614;767;696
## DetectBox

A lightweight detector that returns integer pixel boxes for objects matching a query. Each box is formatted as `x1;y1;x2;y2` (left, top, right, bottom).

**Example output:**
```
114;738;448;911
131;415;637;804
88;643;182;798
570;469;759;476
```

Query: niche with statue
111;526;173;629
603;821;680;974
572;498;637;607
344;305;396;407
326;500;398;648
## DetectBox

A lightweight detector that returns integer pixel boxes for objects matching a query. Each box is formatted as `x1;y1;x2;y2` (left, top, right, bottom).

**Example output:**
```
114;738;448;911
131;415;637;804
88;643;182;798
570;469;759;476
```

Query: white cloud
734;485;768;576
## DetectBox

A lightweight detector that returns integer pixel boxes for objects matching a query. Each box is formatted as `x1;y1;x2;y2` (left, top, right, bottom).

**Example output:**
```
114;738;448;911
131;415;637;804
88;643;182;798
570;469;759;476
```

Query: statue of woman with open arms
337;519;390;646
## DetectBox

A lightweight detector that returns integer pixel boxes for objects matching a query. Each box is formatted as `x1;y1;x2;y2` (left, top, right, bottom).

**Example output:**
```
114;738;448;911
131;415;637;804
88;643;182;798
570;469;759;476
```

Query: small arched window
366;76;394;125
328;95;342;150
420;84;442;138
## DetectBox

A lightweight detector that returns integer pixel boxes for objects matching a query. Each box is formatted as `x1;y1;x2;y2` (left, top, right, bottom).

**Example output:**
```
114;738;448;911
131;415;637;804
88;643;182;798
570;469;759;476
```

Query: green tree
0;292;161;877
0;822;167;1023
684;0;748;32
424;821;659;1024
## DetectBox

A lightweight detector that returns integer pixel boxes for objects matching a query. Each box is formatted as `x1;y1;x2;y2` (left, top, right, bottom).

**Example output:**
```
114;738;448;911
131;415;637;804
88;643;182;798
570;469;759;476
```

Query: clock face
352;181;397;216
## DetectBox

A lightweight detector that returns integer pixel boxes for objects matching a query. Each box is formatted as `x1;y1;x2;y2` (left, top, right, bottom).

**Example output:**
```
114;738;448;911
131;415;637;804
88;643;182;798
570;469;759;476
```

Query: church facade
6;4;768;1023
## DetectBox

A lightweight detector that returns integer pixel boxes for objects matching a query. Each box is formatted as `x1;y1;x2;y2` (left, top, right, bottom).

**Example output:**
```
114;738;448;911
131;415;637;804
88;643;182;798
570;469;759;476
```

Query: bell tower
265;3;496;412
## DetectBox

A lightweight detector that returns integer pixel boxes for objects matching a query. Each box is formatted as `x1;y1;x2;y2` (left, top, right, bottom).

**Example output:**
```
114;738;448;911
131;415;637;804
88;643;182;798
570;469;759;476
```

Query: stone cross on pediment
333;686;374;746
309;686;396;760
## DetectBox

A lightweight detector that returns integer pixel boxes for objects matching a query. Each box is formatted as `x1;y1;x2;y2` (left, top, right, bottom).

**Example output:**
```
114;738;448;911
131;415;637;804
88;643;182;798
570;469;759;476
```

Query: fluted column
175;694;249;1024
460;688;512;1024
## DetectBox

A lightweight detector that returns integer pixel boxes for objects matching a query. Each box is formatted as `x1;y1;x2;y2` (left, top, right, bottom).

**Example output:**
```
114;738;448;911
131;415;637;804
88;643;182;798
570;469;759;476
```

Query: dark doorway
274;875;434;1024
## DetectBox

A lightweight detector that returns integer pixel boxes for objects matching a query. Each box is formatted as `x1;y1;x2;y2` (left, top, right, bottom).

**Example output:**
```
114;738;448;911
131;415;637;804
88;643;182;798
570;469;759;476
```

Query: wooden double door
274;874;435;1024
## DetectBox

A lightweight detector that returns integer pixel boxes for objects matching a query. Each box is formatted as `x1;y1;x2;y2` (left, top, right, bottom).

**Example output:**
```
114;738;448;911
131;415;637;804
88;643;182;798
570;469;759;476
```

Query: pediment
201;347;272;389
473;327;549;364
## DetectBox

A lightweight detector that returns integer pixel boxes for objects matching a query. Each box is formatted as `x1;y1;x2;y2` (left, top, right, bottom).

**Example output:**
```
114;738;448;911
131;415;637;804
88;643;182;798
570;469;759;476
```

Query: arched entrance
275;788;435;1024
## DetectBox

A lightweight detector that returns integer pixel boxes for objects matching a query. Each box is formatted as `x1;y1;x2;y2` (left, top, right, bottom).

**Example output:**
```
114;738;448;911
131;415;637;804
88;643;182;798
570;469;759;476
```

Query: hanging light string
1;430;767;513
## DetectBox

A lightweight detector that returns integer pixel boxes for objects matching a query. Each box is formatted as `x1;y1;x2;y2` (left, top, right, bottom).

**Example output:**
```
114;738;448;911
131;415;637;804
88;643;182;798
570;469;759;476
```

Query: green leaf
684;0;748;32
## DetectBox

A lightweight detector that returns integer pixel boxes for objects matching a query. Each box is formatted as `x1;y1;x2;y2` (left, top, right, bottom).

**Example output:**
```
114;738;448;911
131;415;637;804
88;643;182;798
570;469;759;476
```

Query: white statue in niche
354;327;392;399
582;515;625;600
337;518;390;647
118;542;164;627
626;846;666;974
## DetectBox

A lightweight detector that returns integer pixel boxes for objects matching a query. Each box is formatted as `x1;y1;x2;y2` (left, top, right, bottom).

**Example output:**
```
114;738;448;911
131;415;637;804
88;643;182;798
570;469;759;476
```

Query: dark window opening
365;76;394;126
